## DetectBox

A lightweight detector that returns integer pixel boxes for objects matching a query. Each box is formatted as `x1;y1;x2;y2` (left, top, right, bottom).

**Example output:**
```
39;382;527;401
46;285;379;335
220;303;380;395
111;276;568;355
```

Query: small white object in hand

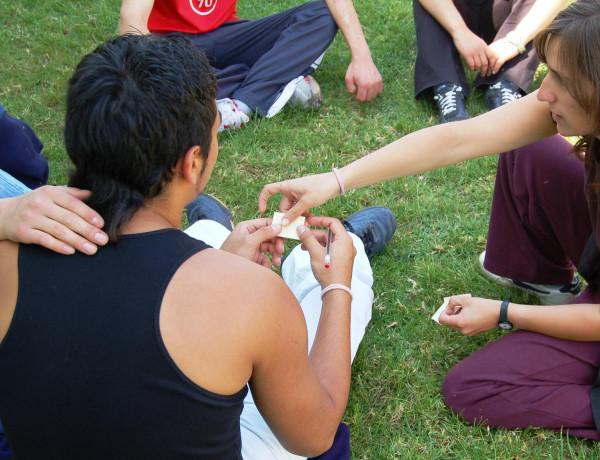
272;212;306;240
431;294;471;324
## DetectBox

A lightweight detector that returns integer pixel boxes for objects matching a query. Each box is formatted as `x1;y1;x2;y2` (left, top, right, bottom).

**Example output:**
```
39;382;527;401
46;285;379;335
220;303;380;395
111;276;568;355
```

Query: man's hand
452;28;490;75
297;216;356;289
220;218;285;267
345;57;383;102
0;186;108;255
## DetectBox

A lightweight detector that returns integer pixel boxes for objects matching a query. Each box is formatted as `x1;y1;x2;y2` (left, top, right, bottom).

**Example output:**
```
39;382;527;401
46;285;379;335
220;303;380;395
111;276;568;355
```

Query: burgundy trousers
443;135;600;440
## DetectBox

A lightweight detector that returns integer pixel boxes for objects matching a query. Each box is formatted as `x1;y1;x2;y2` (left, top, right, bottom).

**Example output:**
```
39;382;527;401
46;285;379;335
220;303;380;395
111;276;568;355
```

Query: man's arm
325;0;382;101
0;186;108;255
165;218;356;456
247;217;356;456
118;0;155;35
485;0;569;74
418;0;490;74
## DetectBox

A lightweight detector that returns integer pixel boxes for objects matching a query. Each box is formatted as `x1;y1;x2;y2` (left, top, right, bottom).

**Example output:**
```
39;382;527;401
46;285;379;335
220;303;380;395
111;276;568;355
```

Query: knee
442;362;490;426
442;364;471;416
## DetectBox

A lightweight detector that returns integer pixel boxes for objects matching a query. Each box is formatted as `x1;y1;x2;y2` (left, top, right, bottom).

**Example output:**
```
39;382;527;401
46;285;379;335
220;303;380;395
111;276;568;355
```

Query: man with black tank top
0;34;395;459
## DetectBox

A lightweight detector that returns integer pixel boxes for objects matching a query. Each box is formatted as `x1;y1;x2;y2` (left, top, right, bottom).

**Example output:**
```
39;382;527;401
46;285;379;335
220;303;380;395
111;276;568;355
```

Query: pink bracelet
321;283;353;301
332;168;345;196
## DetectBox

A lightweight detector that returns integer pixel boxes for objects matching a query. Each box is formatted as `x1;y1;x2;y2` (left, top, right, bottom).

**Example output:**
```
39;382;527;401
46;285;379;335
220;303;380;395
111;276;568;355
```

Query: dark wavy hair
65;34;217;241
534;0;600;162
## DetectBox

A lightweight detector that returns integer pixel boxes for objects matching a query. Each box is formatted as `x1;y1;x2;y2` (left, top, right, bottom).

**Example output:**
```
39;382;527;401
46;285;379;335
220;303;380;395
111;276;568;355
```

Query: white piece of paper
431;294;471;324
272;212;306;240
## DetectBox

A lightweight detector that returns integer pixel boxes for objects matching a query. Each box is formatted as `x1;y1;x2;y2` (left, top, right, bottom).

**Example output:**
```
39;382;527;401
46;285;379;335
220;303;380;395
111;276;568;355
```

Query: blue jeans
0;169;30;199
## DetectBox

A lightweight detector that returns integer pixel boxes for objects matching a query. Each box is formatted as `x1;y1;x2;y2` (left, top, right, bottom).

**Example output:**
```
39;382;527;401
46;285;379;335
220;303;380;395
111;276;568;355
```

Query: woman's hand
220;218;285;267
439;296;502;336
485;38;520;75
258;172;341;227
0;186;108;255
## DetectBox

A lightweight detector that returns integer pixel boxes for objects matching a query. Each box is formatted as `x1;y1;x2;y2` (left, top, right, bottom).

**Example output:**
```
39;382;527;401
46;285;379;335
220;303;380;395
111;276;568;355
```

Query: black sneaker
186;194;234;230
433;82;470;124
342;207;396;259
485;80;522;110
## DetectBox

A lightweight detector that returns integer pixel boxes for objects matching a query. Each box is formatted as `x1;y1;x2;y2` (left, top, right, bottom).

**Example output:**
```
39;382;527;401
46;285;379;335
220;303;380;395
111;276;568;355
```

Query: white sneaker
217;98;249;132
266;76;304;118
478;251;581;305
266;74;324;118
289;76;322;111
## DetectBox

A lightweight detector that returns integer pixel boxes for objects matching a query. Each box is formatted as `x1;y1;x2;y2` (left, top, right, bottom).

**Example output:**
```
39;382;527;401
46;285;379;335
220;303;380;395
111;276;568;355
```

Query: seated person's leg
476;0;540;109
443;327;600;440
413;0;471;124
482;135;590;304
0;105;48;189
192;2;336;125
0;169;31;199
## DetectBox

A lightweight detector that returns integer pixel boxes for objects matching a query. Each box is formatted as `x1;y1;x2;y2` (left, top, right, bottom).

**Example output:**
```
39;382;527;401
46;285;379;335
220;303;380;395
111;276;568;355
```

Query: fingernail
92;217;102;226
297;225;306;235
281;218;289;226
83;242;97;254
271;224;282;232
95;232;109;244
63;245;75;255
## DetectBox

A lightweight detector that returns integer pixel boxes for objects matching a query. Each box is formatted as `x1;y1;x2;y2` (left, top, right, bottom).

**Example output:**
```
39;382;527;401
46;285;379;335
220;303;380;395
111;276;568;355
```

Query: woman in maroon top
260;0;600;440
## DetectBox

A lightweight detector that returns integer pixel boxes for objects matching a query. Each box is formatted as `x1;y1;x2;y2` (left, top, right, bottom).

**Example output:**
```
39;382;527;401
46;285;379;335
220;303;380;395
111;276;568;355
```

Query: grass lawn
2;0;599;458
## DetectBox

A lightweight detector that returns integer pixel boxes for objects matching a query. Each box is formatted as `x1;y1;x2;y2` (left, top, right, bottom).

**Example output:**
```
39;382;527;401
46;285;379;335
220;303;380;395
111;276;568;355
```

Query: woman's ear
180;145;203;185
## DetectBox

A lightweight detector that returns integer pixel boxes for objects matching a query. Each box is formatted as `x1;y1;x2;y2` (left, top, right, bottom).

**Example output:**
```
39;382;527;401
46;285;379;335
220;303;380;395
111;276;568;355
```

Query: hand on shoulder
0;186;108;255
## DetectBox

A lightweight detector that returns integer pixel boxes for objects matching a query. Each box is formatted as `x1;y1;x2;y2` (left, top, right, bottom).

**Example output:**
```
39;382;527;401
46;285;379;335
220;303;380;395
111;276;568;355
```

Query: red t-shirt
148;0;240;34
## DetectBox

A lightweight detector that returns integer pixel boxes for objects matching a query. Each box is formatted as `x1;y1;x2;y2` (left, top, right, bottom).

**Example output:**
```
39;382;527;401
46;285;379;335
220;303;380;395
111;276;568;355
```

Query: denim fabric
0;168;31;199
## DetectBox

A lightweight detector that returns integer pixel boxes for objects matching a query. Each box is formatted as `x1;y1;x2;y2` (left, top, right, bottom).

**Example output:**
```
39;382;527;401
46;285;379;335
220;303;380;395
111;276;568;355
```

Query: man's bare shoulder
0;240;19;279
0;240;19;341
160;247;306;394
167;247;300;319
186;247;286;288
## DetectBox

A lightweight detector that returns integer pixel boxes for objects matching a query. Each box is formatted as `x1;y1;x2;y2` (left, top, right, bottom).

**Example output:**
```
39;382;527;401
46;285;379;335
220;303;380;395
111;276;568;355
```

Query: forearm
339;123;464;191
512;0;569;45
308;290;352;422
118;0;154;35
509;303;600;341
338;94;555;192
325;0;372;61
418;0;470;38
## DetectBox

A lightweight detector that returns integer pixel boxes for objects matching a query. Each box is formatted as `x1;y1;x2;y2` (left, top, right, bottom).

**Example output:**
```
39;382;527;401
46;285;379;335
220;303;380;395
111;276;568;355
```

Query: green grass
2;0;599;458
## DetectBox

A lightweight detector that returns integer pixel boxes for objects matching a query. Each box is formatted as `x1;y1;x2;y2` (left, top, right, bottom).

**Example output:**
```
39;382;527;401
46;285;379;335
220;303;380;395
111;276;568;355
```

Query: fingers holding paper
438;296;503;336
220;218;285;268
258;172;341;228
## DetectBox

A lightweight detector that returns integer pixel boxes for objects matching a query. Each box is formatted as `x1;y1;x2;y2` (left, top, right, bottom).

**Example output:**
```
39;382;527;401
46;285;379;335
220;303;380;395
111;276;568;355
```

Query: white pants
185;220;374;460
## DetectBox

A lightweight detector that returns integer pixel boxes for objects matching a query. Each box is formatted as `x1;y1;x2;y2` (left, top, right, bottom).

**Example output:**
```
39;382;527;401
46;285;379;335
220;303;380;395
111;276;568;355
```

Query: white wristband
332;168;345;195
321;283;353;301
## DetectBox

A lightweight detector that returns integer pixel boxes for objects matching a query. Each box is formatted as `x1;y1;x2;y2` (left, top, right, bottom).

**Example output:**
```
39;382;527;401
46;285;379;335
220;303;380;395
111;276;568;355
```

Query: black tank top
0;229;247;459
